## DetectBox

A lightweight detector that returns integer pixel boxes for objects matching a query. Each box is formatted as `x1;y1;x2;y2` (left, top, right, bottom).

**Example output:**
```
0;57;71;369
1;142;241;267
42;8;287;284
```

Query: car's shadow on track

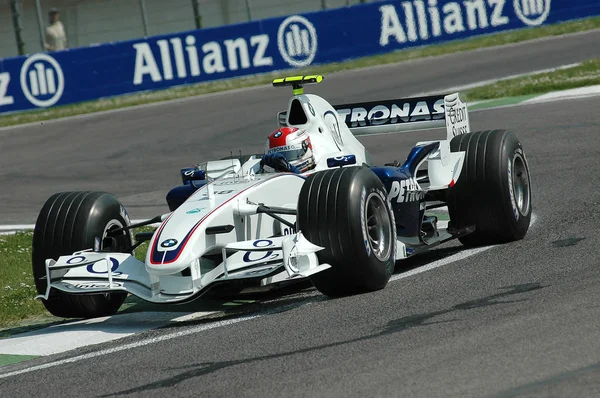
392;244;465;275
0;245;472;339
151;244;475;331
160;244;471;316
189;244;469;309
4;241;470;341
101;281;548;397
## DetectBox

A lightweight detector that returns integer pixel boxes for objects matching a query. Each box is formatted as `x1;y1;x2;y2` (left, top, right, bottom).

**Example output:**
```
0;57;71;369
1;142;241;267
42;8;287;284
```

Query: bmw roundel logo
161;238;178;248
274;131;282;138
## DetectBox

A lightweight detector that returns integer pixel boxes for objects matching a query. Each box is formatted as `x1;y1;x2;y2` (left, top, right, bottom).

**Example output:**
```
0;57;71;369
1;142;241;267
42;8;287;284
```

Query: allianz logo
133;34;273;85
21;53;65;107
380;0;551;46
0;53;65;108
277;15;317;67
133;15;318;85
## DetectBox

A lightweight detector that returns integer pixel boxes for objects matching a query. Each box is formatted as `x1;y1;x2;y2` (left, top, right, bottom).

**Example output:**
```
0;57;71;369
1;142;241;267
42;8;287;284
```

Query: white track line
524;84;600;104
0;315;257;379
390;246;491;282
0;214;538;377
0;311;218;356
0;225;35;231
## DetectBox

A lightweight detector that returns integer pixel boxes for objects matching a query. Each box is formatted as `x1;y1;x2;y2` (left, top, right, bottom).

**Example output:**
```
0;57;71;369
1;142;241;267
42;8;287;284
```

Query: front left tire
32;191;131;318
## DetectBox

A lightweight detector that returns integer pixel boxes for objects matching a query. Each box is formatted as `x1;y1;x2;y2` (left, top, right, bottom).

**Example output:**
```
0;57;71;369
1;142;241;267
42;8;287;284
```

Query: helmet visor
268;146;307;163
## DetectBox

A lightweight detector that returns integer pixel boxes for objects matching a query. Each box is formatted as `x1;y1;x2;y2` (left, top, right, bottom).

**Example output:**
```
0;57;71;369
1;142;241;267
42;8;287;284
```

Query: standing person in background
44;8;67;51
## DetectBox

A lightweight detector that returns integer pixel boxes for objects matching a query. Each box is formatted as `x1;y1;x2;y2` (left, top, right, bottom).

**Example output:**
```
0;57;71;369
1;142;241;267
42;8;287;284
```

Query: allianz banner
0;0;598;114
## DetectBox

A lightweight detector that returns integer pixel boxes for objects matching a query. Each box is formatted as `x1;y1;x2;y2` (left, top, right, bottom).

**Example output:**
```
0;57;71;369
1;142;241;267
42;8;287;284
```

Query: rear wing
277;92;470;141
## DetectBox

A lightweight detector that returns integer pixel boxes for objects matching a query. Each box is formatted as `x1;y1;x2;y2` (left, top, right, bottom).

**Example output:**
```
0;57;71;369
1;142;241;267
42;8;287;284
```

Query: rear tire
447;130;532;246
297;167;396;296
32;192;131;318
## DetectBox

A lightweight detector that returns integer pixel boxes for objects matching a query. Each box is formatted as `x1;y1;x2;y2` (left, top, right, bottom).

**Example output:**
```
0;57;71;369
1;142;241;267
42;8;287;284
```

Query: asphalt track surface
1;29;600;224
0;32;600;397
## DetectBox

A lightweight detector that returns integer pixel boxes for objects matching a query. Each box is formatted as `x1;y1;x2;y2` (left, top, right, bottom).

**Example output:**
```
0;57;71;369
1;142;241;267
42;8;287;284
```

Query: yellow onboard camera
272;75;324;95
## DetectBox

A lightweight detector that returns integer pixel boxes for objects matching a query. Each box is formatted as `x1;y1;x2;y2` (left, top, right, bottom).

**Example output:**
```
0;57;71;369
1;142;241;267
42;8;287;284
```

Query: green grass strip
1;16;599;128
0;231;49;328
0;227;157;330
0;354;39;366
465;59;600;101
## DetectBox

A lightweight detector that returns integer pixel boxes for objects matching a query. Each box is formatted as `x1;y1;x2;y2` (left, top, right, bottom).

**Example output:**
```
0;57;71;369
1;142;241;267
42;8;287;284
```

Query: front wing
36;233;330;304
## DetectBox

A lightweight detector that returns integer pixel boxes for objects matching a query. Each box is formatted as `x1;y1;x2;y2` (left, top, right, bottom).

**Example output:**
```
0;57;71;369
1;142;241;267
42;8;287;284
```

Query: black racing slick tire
297;167;396;297
447;130;532;247
32;192;132;318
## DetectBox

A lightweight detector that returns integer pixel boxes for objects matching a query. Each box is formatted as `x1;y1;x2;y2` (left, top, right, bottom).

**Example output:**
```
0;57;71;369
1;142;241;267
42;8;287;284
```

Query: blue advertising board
0;0;598;114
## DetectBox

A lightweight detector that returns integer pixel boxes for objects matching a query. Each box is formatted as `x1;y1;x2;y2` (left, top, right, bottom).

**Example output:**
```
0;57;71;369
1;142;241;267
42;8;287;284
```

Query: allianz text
133;34;272;85
380;0;550;46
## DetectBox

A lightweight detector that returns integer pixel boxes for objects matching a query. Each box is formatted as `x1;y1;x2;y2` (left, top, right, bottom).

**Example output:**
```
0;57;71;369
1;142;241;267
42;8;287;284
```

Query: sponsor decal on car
66;282;124;290
86;257;122;276
507;155;519;220
161;238;179;248
387;178;426;203
360;186;371;257
267;144;303;153
242;239;279;263
335;97;445;128
66;256;86;264
384;188;397;266
186;207;205;214
119;204;131;225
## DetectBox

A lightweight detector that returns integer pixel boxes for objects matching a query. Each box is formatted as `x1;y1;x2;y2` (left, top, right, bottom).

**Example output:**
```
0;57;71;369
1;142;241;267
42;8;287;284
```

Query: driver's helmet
266;127;316;172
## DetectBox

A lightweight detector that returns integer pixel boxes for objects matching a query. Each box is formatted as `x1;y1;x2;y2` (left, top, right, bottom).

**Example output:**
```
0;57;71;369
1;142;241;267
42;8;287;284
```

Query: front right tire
297;167;396;296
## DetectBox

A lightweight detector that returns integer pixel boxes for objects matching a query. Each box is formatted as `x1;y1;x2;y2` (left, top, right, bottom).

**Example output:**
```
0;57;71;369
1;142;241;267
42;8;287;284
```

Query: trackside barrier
0;0;599;114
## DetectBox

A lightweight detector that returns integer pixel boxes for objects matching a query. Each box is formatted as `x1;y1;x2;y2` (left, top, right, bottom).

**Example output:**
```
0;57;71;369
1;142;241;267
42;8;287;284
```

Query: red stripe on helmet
268;127;298;149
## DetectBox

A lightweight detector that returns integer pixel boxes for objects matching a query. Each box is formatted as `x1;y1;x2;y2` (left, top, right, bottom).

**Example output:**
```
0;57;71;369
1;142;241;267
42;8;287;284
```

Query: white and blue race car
32;75;532;318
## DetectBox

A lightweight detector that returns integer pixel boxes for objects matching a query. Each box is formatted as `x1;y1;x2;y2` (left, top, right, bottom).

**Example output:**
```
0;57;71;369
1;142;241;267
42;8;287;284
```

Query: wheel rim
364;193;392;261
101;219;127;252
512;154;531;216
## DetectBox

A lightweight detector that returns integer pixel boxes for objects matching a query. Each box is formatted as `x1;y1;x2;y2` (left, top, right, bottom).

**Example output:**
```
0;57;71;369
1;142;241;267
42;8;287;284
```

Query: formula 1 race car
32;75;532;319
